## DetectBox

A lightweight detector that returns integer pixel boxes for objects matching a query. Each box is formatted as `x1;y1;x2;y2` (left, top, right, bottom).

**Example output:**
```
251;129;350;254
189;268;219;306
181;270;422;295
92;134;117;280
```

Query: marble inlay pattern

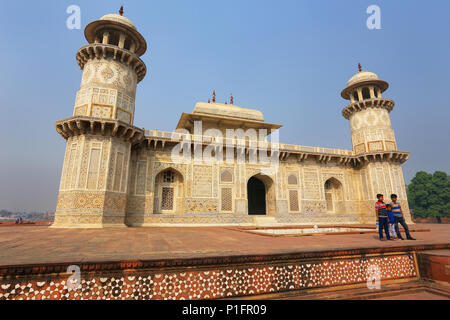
0;254;416;300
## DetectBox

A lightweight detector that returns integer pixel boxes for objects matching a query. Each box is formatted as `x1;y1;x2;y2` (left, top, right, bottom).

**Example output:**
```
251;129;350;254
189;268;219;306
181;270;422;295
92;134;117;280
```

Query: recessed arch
246;174;276;216
220;169;233;183
154;166;184;183
287;174;298;185
247;177;266;215
324;177;344;214
153;168;184;214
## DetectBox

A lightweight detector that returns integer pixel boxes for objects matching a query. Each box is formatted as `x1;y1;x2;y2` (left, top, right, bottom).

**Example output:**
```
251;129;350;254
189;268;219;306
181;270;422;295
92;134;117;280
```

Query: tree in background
407;171;450;223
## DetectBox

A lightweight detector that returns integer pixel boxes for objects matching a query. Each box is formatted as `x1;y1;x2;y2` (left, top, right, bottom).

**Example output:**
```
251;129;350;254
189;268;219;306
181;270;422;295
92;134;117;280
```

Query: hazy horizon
1;0;449;212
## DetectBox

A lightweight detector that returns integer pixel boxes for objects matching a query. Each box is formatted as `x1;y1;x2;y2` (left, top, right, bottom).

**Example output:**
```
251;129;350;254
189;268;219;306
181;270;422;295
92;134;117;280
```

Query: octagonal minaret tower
341;64;397;154
53;8;147;228
341;64;412;224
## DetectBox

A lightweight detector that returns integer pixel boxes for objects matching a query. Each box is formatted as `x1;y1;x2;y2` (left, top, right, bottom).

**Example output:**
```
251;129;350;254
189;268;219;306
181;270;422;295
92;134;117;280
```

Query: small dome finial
358;62;362;72
119;6;124;16
230;93;234;105
212;90;216;103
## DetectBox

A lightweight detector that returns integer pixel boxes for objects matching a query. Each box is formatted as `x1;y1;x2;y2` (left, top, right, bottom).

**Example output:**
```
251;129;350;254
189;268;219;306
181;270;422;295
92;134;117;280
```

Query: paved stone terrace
0;224;448;267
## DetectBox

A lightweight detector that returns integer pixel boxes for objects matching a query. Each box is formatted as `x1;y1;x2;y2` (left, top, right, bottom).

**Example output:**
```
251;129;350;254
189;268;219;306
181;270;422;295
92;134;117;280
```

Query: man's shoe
399;237;405;240
407;237;416;240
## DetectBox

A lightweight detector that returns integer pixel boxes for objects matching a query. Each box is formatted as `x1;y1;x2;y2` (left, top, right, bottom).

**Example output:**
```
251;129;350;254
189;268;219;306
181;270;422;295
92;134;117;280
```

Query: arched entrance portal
247;177;266;215
247;174;276;216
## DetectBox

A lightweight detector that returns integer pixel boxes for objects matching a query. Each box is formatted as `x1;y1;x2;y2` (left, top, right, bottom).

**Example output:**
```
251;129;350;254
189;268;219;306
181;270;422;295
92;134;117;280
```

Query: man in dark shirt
375;194;391;241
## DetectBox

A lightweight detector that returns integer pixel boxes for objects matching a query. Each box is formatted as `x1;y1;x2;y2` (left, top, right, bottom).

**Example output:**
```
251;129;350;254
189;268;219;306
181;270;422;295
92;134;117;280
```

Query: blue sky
0;0;449;211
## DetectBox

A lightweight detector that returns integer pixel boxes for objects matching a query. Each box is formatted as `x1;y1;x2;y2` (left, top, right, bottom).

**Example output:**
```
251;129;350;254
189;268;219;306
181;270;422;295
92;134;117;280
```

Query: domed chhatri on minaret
53;12;411;228
73;8;147;125
341;64;397;155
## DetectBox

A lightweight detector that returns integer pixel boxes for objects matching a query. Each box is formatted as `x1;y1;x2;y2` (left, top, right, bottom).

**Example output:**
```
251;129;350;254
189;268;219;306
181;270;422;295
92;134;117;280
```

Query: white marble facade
52;13;411;228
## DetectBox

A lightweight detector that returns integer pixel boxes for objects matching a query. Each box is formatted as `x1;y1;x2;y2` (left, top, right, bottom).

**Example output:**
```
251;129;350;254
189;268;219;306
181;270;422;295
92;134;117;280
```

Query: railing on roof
144;129;353;156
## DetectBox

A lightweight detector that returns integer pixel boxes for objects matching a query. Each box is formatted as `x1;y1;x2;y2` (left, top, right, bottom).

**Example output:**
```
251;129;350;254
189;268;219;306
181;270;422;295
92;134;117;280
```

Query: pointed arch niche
324;177;345;214
153;168;184;214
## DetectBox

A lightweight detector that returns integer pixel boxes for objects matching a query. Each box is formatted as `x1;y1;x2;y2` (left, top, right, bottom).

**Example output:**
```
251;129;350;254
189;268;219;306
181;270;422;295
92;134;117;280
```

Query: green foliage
407;171;450;219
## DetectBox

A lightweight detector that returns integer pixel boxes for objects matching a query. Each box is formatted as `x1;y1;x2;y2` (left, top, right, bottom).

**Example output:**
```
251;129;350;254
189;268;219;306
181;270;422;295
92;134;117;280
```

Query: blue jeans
394;216;411;239
379;217;390;240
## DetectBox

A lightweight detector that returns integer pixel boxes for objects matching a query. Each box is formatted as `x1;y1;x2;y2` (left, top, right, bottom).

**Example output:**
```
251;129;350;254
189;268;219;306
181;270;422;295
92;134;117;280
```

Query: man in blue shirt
390;194;415;240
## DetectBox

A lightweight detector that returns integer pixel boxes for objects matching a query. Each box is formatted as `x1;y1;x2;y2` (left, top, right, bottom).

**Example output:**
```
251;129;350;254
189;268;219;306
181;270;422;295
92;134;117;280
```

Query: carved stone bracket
76;43;146;82
55;116;144;145
342;98;395;120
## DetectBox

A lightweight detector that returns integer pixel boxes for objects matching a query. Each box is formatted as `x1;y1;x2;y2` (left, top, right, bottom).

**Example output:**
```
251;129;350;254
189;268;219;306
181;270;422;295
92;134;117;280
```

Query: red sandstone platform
0;224;448;300
275;281;450;300
0;224;448;267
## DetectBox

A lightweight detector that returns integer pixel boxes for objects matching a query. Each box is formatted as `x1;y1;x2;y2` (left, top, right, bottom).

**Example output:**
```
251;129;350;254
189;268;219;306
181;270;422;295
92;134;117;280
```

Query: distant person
375;194;391;241
386;204;398;240
390;194;415;240
15;218;19;224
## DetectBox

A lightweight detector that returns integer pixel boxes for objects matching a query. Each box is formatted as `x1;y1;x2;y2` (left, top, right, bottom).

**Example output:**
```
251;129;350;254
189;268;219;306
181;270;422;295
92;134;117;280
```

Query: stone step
253;216;278;227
